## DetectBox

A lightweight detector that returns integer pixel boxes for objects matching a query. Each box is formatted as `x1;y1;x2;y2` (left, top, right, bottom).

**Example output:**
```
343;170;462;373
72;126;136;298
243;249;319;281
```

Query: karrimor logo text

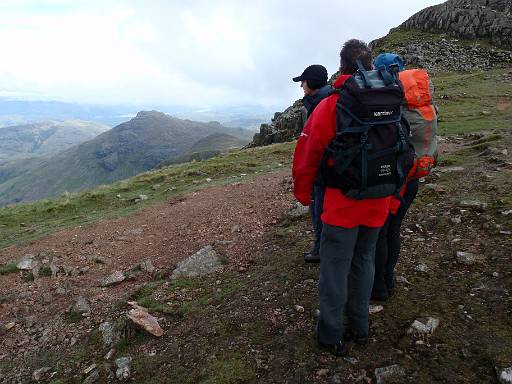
374;111;393;117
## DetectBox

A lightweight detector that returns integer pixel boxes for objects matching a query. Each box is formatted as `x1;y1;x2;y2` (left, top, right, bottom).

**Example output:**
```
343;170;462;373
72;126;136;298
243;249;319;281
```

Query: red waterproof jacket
292;75;392;228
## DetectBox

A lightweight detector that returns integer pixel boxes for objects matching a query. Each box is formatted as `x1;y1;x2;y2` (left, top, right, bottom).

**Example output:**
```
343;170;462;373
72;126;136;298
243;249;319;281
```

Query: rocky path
0;169;295;382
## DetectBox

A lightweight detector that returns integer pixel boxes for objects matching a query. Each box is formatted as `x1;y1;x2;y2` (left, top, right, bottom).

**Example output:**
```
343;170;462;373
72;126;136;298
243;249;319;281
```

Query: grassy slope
0;142;294;249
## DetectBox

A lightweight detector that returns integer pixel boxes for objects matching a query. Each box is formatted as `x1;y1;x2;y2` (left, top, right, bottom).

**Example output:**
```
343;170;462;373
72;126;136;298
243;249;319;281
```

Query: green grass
0;142;294;249
0;262;17;275
433;69;512;135
63;310;83;324
198;356;256;384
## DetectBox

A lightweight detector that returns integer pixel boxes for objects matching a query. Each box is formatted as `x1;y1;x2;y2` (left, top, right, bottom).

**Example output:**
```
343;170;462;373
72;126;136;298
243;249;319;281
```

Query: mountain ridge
0;111;253;205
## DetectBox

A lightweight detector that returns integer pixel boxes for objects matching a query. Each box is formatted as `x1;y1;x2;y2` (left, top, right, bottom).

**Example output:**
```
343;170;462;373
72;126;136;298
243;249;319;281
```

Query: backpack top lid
352;59;399;90
339;60;404;126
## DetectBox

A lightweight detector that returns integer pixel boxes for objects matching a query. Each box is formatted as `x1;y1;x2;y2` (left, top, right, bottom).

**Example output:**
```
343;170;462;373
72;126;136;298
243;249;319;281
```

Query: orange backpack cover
399;69;438;179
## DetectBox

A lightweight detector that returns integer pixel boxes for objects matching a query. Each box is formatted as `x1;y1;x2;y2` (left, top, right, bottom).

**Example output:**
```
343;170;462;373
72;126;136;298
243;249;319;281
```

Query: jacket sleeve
292;99;336;205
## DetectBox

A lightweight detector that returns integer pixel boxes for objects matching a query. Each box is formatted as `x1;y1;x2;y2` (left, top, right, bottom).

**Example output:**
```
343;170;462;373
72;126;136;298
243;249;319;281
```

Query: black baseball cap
292;64;328;89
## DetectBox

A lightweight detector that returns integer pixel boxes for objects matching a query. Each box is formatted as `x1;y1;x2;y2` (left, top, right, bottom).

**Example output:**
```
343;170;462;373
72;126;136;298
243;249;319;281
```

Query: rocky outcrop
399;0;512;50
249;0;512;148
372;36;512;72
248;100;307;147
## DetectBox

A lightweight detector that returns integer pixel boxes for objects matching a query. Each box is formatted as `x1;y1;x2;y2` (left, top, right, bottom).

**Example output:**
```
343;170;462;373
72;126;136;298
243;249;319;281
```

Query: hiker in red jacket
292;39;397;356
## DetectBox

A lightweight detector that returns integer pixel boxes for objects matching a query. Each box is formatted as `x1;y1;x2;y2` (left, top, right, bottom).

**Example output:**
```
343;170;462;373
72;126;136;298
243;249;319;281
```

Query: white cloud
0;0;445;108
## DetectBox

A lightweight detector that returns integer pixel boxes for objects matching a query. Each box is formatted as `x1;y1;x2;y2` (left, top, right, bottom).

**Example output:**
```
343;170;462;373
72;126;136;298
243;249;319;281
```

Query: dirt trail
0;169;294;380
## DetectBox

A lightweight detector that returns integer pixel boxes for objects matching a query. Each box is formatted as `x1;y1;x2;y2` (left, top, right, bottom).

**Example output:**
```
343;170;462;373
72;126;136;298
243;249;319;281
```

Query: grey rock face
399;0;512;50
249;100;307;147
374;364;405;384
171;245;224;279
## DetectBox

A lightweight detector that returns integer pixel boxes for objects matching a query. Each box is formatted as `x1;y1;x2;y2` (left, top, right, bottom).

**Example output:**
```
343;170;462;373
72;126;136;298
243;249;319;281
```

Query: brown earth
0;170;294;383
0;131;511;384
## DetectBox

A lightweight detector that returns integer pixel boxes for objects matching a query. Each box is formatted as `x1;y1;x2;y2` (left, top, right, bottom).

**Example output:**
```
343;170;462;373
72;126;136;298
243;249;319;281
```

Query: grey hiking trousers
317;223;380;345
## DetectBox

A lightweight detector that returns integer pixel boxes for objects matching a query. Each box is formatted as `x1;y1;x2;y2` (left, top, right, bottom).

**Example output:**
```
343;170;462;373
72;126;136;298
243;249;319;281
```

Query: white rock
73;296;91;313
99;321;115;347
16;254;35;270
171;245;224;279
374;364;405;384
415;263;429;273
498;367;512;384
459;200;487;209
139;260;155;273
83;369;99;384
456;251;478;265
294;305;305;313
115;356;132;381
501;210;512;216
407;317;440;335
369;304;384;315
395;276;411;284
99;271;126;287
32;367;51;381
84;364;97;374
288;202;309;217
439;166;465;173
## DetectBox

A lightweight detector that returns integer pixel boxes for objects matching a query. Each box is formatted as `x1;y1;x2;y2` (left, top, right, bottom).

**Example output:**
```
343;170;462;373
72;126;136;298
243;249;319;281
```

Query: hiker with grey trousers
292;40;411;356
292;64;332;263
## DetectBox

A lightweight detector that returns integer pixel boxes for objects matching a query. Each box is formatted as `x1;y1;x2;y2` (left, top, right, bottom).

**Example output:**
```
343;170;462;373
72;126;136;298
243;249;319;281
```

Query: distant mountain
188;133;249;153
158;132;250;167
0;120;108;161
0;111;253;205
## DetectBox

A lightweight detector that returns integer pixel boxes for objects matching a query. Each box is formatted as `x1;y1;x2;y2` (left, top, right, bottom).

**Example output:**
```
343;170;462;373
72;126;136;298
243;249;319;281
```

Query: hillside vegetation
0;111;253;206
0;120;108;161
0;142;293;249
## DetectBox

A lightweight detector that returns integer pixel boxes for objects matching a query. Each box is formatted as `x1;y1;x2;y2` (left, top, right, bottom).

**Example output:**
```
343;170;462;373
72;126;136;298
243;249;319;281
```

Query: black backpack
319;61;415;200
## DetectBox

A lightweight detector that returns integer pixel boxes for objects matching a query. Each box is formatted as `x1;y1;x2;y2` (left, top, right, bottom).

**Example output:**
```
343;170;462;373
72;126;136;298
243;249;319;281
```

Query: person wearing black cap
293;64;332;118
293;64;333;264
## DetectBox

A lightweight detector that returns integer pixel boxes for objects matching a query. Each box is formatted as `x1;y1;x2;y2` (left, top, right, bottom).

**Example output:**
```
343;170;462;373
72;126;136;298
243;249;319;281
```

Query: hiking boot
304;251;320;264
318;339;348;357
343;329;369;345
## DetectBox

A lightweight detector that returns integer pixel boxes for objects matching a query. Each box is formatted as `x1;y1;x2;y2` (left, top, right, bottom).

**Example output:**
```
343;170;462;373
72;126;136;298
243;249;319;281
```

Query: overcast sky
0;0;444;109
